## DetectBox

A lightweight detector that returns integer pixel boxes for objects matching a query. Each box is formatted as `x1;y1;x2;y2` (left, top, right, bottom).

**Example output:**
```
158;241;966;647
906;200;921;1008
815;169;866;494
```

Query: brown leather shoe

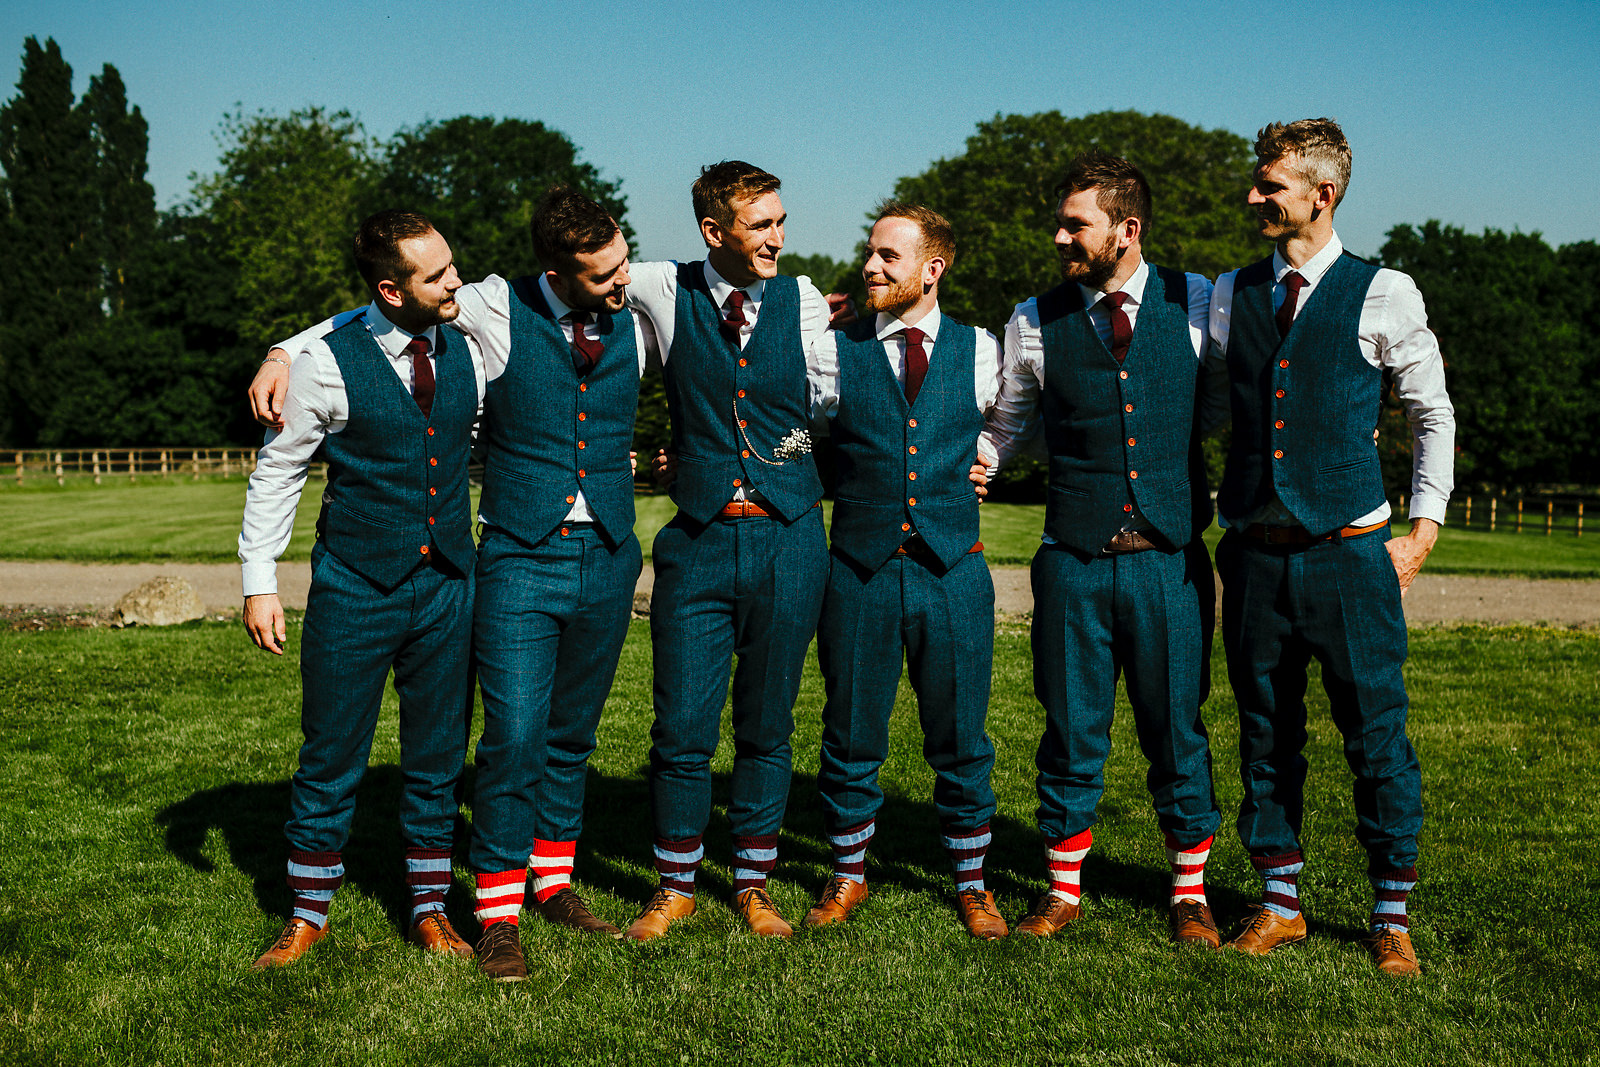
803;877;869;927
1014;893;1080;938
1227;905;1308;955
1368;927;1420;976
735;887;793;938
474;920;528;982
409;912;472;957
531;887;620;935
1169;900;1221;948
623;888;696;942
955;888;1009;940
253;916;326;969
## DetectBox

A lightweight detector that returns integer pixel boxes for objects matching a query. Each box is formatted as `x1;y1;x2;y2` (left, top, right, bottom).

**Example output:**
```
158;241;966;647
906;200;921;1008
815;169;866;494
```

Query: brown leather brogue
1368;927;1420;976
955;888;1009;940
622;888;696;942
252;916;326;969
803;877;869;927
1013;893;1080;938
409;912;472;957
531;887;620;935
735;887;793;938
474;920;527;982
1227;905;1308;955
1169;900;1221;948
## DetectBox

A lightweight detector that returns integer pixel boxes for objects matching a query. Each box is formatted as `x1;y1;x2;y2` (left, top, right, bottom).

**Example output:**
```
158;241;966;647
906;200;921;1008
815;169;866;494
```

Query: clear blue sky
5;0;1597;265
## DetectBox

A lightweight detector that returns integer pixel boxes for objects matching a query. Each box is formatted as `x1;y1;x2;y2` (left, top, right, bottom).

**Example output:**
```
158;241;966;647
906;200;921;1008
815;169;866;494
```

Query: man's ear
1119;215;1142;252
699;216;725;251
376;278;405;309
923;256;947;291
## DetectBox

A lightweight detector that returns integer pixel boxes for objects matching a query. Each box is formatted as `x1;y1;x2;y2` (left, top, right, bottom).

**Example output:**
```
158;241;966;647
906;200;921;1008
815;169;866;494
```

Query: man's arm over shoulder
978;300;1044;470
249;307;365;429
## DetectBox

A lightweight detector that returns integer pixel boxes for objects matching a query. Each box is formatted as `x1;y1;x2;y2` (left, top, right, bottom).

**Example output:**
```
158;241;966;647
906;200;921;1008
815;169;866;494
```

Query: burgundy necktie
568;312;603;375
721;290;747;348
1104;291;1132;363
1276;271;1307;337
903;327;928;405
405;335;434;418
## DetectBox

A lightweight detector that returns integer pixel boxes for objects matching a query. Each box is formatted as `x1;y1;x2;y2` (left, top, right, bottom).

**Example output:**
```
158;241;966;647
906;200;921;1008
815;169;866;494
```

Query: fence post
92;450;102;485
1547;501;1554;536
1489;496;1497;531
1580;502;1585;539
128;450;136;484
1516;497;1523;533
1464;495;1472;527
54;452;63;487
13;452;21;486
222;450;231;478
160;450;169;478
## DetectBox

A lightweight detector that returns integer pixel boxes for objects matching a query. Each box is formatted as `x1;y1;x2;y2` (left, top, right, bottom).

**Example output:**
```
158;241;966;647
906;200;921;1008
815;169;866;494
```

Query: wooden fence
1403;493;1592;537
9;448;284;485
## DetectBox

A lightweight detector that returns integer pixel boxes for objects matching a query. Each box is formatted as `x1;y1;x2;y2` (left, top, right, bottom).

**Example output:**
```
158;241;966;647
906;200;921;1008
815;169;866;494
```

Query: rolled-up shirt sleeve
978;300;1045;469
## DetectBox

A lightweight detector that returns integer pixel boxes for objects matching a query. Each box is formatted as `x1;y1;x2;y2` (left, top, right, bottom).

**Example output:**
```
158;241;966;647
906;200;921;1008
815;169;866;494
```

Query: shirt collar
875;304;942;343
1079;256;1148;312
1273;232;1344;286
538;273;576;321
364;301;436;358
703;258;765;307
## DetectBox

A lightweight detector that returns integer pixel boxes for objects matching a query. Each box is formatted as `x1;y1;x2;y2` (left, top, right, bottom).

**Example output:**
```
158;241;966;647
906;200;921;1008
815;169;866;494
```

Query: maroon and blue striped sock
1369;865;1417;931
1252;850;1305;919
405;847;452;925
732;834;780;895
287;849;343;929
942;823;992;892
653;834;703;898
828;819;875;883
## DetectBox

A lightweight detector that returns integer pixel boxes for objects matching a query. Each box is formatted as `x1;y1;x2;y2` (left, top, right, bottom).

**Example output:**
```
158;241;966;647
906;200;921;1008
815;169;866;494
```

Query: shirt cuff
1406;494;1450;526
241;561;278;598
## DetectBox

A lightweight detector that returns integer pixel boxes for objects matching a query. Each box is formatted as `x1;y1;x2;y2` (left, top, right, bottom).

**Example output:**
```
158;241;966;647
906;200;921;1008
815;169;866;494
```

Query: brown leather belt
715;500;823;520
1101;530;1162;555
896;539;984;559
1240;520;1388;545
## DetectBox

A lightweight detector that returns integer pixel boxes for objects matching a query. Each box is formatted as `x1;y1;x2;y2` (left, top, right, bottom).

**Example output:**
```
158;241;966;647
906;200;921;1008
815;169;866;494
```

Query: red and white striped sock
473;868;525;929
1045;828;1093;904
529;839;576;904
1165;833;1212;906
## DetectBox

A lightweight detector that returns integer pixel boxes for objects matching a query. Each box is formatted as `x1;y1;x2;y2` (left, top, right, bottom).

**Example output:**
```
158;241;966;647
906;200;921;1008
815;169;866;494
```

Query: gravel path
1;561;1595;627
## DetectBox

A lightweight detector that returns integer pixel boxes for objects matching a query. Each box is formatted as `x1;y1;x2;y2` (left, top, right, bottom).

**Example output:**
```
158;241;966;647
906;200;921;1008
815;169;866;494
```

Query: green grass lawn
1;620;1597;1063
5;478;1600;577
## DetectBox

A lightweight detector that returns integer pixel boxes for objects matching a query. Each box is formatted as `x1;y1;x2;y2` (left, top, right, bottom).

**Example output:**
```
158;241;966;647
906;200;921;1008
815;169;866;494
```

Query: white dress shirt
239;303;487;597
809;304;1003;429
1204;232;1455;527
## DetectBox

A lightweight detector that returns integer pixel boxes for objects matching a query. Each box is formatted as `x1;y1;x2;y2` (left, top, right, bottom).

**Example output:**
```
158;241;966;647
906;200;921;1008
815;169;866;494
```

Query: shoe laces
741;887;779;914
643;888;680;915
273;920;306;950
480;920;517;952
958;888;996;916
1173;900;1208;923
1373;927;1410;957
819;879;854;906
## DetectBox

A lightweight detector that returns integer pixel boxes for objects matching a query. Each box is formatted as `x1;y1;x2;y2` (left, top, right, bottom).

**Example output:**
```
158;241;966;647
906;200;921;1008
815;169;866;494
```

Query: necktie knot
403;335;430;358
720;290;749;348
902;326;929;405
568;311;603;374
1103;291;1132;363
1276;271;1307;337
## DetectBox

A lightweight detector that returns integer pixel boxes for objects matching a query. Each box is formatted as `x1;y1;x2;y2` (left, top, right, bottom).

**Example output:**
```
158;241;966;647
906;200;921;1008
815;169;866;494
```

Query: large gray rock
112;576;206;627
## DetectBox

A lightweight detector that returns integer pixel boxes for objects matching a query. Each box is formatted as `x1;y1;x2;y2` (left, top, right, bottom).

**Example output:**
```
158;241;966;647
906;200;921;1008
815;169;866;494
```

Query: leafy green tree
0;37;100;443
890;110;1260;337
779;252;856;299
377;116;629;280
80;63;156;316
1379;221;1587;489
186;107;375;352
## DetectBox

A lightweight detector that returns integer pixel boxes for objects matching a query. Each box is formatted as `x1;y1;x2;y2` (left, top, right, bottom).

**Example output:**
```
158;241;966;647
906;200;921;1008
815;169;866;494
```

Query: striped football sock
404;846;452;925
1252;850;1305;919
1165;833;1213;906
286;849;343;929
942;823;992;892
529;839;577;904
473;868;525;929
732;833;780;895
653;834;704;898
1369;865;1417;931
828;819;875;883
1045;828;1093;904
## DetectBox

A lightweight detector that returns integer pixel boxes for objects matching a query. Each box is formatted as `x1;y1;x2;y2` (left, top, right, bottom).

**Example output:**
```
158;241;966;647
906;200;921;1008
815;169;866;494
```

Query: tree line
3;37;1595;494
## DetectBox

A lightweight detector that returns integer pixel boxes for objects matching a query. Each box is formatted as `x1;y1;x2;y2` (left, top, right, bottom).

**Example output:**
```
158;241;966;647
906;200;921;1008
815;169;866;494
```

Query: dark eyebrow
423;261;452;284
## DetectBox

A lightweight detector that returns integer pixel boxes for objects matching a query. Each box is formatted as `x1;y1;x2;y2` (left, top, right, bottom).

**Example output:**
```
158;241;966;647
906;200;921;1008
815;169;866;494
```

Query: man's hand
825;293;858;329
244;593;287;655
1385;517;1439;596
652;448;678;489
250;355;292;430
630;451;638;476
969;458;991;500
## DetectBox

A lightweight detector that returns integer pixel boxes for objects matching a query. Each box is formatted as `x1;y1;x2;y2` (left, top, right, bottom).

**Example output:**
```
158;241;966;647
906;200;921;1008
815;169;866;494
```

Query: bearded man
803;201;1006;939
980;151;1223;947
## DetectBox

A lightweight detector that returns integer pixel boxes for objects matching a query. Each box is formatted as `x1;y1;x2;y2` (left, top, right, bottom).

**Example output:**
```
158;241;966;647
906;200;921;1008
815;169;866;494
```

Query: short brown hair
692;160;782;231
1054;150;1152;233
530;185;620;271
354;209;436;290
873;200;956;275
1255;118;1352;209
